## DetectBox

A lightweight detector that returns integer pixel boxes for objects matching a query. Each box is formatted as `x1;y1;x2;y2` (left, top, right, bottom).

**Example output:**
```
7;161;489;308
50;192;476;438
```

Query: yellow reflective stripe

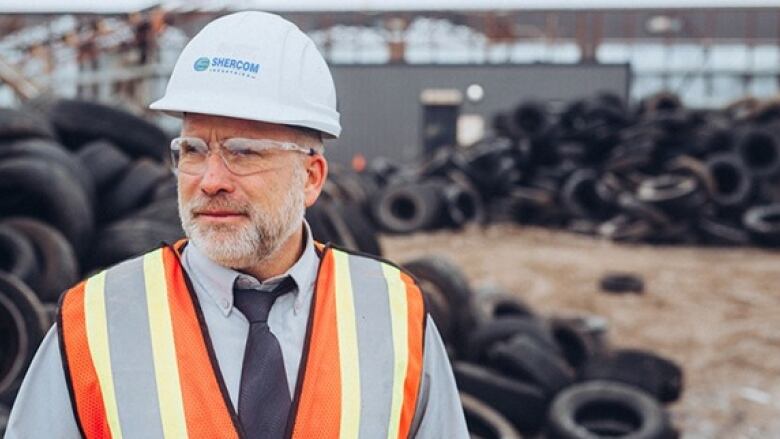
333;250;361;439
381;264;409;439
143;250;189;439
83;271;124;439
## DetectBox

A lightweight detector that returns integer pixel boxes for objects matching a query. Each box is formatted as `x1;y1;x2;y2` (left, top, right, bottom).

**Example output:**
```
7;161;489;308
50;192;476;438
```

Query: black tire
150;176;178;202
76;139;134;191
453;362;547;435
0;108;56;141
460;393;522;439
0;138;97;206
403;256;474;348
599;272;644;294
0;403;8;436
743;204;780;247
128;198;181;226
561;169;613;220
0;223;39;293
440;181;484;228
89;218;184;271
696;216;751;246
597;214;654;243
35;99;169;160
487;335;574;398
547;381;675;439
338;202;383;256
580;349;684;404
371;182;444;233
99;159;172;222
1;218;79;303
0;273;49;403
706;153;754;208
0;157;94;258
736;125;780;178
549;316;608;372
636;174;707;217
464;317;558;362
471;284;535;326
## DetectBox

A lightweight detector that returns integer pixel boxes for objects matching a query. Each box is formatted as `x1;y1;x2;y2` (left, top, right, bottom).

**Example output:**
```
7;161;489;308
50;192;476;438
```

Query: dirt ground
381;224;780;439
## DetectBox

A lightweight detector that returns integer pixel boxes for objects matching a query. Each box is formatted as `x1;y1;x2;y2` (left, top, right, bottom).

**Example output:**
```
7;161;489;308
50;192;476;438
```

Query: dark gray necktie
233;277;295;439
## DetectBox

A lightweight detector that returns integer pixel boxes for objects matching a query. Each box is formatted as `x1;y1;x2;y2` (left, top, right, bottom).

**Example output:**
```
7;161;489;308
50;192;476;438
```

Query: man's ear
303;153;328;208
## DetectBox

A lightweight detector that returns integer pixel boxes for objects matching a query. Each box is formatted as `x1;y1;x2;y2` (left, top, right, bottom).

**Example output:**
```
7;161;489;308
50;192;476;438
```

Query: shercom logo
192;56;260;78
193;57;210;71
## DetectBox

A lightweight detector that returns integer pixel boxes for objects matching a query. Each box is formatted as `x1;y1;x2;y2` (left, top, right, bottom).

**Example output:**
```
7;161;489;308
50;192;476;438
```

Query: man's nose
199;151;235;195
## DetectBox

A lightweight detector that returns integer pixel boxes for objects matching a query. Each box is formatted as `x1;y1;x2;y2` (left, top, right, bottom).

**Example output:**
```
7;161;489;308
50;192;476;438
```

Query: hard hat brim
149;95;341;139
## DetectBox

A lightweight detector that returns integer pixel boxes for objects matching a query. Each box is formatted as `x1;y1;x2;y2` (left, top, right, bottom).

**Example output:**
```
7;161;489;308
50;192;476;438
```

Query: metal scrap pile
359;92;780;247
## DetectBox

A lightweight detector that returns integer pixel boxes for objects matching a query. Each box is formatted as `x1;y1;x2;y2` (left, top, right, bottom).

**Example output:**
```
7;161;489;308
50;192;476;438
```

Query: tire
88;218;184;271
549;316;608;372
0;157;94;258
338;202;383;256
706;153;754;208
440;181;484;228
580;349;684;404
0;403;8;437
36;99;169;160
743;204;780;247
616;193;673;229
547;381;675;439
561;169;613;220
0;138;97;206
0;224;39;292
453;362;547;435
736;125;780;178
460;393;522;439
636;174;707;217
597;214;654;243
599;272;644;294
76;139;134;191
0;108;56;141
1;218;79;303
402;256;473;348
697;216;751;246
471;284;535;327
371;182;444;233
128;197;181;226
487;334;574;398
464;316;558;362
99;159;172;222
0;273;49;403
511;101;548;137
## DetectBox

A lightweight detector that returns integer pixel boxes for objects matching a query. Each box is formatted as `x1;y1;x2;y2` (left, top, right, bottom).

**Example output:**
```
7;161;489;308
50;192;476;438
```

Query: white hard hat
150;11;341;138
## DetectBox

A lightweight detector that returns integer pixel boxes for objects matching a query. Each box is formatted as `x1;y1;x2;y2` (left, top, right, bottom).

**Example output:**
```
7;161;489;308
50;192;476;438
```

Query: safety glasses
170;136;316;176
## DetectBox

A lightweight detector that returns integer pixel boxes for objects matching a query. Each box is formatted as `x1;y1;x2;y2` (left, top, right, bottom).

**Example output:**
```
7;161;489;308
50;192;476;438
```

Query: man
5;11;468;438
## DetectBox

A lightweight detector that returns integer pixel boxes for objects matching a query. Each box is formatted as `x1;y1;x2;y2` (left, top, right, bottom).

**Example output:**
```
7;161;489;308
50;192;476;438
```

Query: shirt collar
182;220;320;317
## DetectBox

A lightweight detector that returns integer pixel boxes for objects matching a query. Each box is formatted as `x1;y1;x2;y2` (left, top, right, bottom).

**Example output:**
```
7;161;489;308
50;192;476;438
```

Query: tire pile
361;92;780;247
404;256;683;439
0;98;183;418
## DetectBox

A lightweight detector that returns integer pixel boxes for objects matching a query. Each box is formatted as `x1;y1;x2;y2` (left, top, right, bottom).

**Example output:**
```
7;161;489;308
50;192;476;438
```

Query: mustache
186;194;250;215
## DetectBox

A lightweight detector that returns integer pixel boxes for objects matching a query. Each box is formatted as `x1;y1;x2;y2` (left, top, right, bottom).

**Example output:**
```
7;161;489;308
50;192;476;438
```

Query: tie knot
233;277;295;323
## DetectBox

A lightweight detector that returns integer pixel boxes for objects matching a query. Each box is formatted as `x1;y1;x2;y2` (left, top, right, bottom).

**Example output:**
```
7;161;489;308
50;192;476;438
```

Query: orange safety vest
58;241;426;439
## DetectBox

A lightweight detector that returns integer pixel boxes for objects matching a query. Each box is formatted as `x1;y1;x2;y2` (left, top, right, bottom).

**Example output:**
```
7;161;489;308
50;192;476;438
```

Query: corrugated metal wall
327;63;630;164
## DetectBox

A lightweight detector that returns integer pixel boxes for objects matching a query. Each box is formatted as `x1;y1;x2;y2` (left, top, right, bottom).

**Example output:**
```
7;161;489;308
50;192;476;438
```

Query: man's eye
181;142;206;154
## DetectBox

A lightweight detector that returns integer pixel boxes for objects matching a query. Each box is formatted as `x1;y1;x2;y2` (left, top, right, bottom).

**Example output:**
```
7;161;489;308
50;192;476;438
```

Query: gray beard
178;167;306;269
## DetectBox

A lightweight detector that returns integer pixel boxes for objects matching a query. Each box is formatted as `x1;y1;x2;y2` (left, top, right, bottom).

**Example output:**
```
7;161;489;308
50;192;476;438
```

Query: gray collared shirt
5;222;468;438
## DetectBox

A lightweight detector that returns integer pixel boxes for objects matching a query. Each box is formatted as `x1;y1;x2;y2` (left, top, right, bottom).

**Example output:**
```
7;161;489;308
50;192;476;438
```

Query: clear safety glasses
170;136;316;176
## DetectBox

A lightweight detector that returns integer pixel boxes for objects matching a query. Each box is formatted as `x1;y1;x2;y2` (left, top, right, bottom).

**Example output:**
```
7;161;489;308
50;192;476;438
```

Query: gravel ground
381;224;780;439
